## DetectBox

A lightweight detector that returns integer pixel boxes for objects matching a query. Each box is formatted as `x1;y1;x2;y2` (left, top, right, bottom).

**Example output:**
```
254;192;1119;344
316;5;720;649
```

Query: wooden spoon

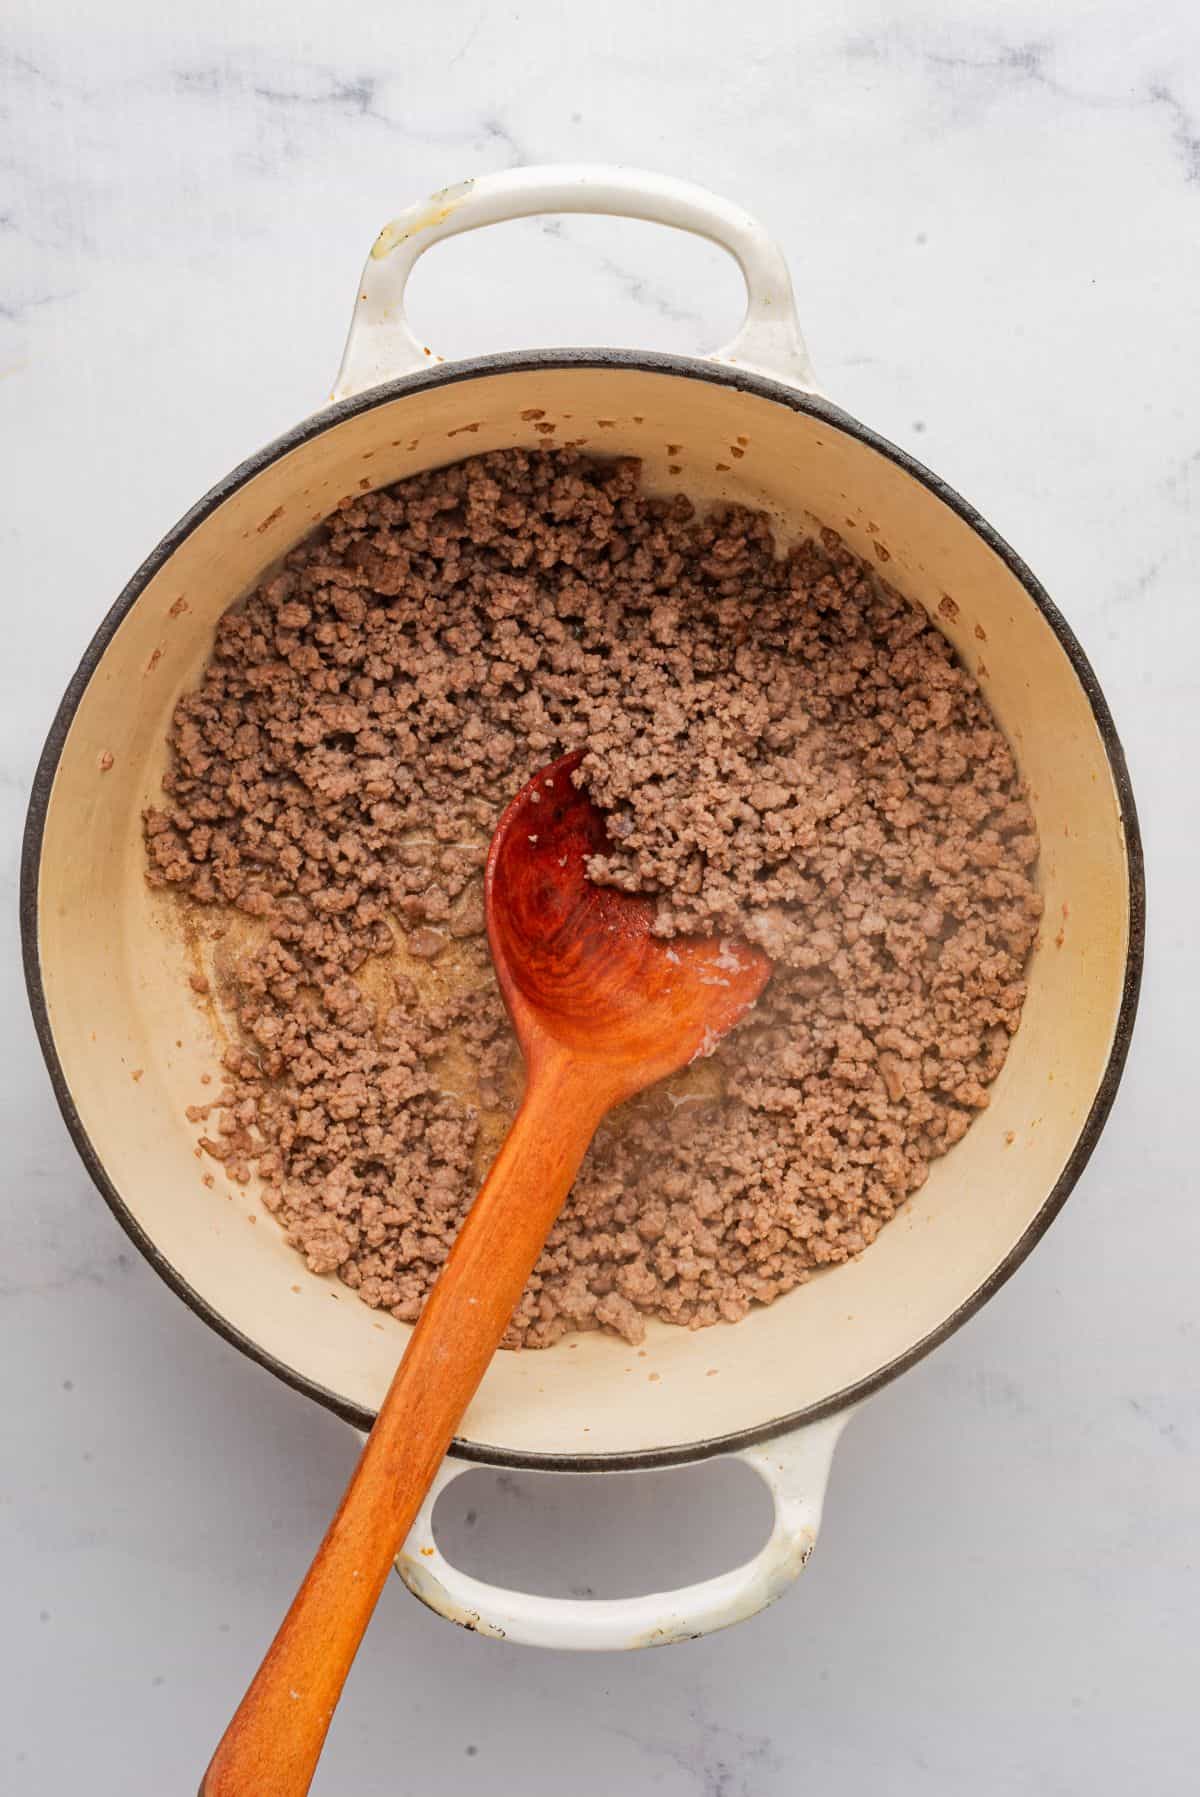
199;749;770;1796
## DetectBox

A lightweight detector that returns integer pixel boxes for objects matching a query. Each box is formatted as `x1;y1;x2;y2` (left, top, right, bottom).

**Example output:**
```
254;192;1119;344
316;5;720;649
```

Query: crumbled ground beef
145;449;1040;1347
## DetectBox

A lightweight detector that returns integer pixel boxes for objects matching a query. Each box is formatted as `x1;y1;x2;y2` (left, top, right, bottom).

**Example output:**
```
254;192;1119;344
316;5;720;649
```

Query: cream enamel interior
35;364;1133;1461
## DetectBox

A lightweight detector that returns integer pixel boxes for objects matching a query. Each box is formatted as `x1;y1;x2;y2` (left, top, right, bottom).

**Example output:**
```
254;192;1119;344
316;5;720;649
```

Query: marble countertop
3;2;1196;1792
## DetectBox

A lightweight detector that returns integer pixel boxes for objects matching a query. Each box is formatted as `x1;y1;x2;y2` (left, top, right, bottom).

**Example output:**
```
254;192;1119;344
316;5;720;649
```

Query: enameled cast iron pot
21;167;1143;1649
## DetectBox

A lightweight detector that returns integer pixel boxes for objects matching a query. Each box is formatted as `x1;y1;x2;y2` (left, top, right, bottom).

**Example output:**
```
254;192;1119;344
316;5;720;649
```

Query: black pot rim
20;347;1145;1473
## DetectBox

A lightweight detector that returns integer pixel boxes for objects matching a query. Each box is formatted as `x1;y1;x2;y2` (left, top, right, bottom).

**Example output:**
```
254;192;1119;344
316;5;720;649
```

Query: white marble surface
3;1;1197;1791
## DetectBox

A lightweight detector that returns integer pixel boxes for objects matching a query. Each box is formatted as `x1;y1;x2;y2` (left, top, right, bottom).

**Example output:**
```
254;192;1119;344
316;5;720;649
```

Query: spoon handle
200;1048;603;1797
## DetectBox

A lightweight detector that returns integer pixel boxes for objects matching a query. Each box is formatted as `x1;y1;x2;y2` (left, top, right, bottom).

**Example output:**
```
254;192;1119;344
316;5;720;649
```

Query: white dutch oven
22;167;1143;1650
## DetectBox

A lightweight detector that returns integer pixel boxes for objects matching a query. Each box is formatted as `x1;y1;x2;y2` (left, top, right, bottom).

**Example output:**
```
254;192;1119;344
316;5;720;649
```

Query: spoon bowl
488;749;771;1095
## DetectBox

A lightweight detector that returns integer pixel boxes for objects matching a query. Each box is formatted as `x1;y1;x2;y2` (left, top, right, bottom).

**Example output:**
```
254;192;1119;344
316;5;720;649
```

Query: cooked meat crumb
144;449;1040;1347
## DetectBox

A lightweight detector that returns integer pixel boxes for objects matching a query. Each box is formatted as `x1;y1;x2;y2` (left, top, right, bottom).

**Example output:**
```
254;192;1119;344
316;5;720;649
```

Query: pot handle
332;164;817;401
394;1409;852;1650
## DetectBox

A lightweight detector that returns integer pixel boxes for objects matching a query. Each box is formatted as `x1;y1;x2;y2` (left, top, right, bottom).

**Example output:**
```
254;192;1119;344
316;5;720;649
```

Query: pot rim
20;347;1145;1472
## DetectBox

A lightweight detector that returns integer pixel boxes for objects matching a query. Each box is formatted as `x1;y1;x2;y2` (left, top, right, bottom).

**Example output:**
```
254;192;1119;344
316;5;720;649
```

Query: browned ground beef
145;449;1040;1347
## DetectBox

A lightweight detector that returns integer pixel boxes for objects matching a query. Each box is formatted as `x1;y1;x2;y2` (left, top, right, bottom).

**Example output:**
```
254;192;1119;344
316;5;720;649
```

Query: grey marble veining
2;1;1196;1792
